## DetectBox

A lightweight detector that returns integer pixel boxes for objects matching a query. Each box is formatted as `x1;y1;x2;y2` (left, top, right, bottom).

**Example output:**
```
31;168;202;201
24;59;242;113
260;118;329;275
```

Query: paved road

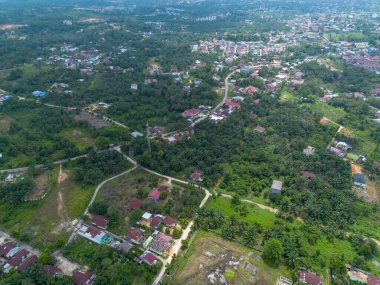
84;165;138;215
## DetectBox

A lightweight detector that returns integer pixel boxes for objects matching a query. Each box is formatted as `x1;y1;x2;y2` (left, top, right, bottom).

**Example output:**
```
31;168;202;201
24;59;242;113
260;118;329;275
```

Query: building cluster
0;241;38;273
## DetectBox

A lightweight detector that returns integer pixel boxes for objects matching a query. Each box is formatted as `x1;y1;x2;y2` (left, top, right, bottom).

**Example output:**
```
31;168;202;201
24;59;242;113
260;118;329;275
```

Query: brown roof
158;185;169;192
18;255;38;272
128;198;144;210
300;171;315;179
163;217;177;227
125;228;144;244
91;214;109;229
150;216;163;228
7;249;29;267
0;241;17;257
368;275;380;285
72;271;95;285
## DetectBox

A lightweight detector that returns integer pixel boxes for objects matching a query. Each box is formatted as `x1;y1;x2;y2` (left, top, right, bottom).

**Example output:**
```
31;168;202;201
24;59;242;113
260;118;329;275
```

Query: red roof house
300;171;316;180
298;269;323;285
182;108;200;118
150;216;163;228
163;217;177;228
72;270;95;285
91;214;109;229
148;189;161;200
190;169;204;182
18;255;38;272
224;100;241;109
141;252;157;265
368;275;380;285
7;249;29;268
128;198;144;211
0;241;17;257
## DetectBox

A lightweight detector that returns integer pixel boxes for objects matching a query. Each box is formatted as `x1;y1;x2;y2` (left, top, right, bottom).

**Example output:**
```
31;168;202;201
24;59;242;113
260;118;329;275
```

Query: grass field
0;164;97;250
207;196;277;229
303;100;347;122
171;232;291;285
280;90;296;102
60;128;96;152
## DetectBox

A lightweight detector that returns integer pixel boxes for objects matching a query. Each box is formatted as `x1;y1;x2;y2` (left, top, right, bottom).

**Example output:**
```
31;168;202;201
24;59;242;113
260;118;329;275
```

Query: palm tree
243;226;258;247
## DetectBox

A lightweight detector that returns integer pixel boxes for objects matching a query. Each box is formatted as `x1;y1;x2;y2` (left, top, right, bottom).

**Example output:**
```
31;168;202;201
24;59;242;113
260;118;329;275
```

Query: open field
60;128;95;152
0;165;96;250
74;111;112;128
207;196;277;229
172;232;291;285
303;100;347;122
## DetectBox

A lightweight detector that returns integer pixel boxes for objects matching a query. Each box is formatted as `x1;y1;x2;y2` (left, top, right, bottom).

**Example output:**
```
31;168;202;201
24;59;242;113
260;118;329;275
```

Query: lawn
171;231;291;285
303;100;347;123
60;128;96;152
206;196;277;229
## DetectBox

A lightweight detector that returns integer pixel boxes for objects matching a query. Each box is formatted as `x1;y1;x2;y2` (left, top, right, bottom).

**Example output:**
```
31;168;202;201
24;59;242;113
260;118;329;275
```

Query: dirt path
57;165;69;224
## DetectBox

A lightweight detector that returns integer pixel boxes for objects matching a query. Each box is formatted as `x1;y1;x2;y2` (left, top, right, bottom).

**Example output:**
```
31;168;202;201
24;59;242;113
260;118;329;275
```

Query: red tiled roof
190;169;203;181
299;269;322;285
158;185;169;192
86;225;102;238
148;189;160;200
301;171;315;179
150;216;163;228
128;198;144;210
72;271;95;285
142;252;157;265
150;233;172;254
368;275;380;285
18;255;38;272
0;241;17;257
7;249;29;267
183;108;200;118
91;214;109;229
224;100;240;108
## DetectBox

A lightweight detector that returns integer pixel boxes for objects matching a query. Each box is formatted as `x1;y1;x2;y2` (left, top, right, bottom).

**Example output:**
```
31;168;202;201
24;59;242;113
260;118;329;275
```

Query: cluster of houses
0;241;38;273
329;141;367;189
346;264;380;285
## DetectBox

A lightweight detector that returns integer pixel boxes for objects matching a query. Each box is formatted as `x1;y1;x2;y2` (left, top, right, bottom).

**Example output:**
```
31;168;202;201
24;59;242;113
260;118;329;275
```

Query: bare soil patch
25;170;50;200
0;24;26;30
79;18;103;23
0;119;12;133
356;176;379;204
74;111;111;128
173;234;277;285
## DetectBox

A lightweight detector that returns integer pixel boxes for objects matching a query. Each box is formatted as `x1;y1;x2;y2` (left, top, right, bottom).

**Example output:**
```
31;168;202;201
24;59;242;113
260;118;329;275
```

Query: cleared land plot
0;166;95;250
74;111;112;128
25;170;50;200
60;129;95;151
304;100;346;123
172;232;290;285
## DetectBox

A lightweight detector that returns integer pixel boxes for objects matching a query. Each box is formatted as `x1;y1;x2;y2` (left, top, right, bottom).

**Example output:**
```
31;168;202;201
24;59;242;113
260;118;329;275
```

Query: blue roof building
32;91;46;97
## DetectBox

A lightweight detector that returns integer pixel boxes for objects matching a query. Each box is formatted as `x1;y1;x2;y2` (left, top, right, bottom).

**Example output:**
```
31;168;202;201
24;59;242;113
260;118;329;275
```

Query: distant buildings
271;180;283;194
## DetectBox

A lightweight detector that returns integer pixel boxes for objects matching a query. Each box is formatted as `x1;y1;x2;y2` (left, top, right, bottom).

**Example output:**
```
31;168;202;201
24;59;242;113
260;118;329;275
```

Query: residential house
3;249;30;272
298;269;323;285
43;265;63;277
18;255;38;272
91;214;109;230
149;232;172;255
300;171;315;180
125;228;144;245
373;162;380;170
190;169;204;182
131;131;143;138
131;83;138;90
254;126;266;133
183;108;200;119
271;180;283;194
77;224;111;244
336;142;352;151
163;217;177;228
353;173;366;189
330;147;345;158
303;146;315;156
224;100;241;109
368;275;380;285
141;252;157;266
148;188;161;200
346;265;370;284
149;216;163;229
0;241;19;258
72;270;95;285
32;91;46;97
128;198;144;211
